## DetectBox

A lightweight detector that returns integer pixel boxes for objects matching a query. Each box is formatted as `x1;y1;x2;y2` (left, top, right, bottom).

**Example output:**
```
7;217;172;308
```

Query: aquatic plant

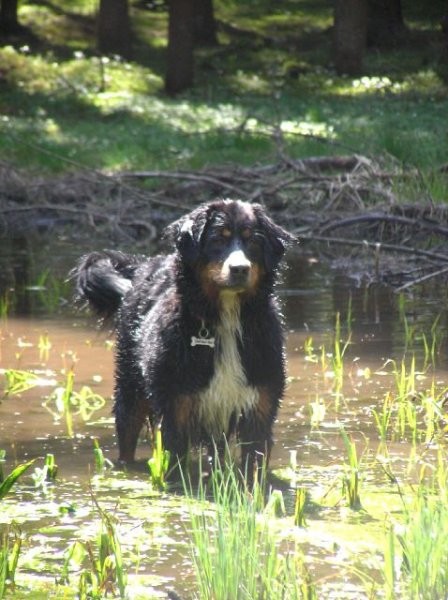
38;333;52;363
340;426;363;511
61;494;127;599
0;459;35;502
265;489;286;518
43;369;106;437
372;392;394;450
326;311;352;405
93;439;114;474
303;336;318;363
31;453;58;489
397;294;416;352
34;269;70;313
294;488;308;528
0;523;22;599
393;493;448;600
0;292;12;322
183;458;316;600
147;424;171;492
383;523;397;600
309;396;326;428
2;369;44;396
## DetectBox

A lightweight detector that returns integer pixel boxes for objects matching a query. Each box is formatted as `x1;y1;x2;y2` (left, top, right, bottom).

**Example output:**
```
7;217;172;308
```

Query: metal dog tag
191;322;215;348
191;335;215;348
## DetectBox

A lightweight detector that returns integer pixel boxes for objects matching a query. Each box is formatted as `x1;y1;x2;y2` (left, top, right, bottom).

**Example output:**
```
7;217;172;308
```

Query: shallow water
1;242;448;598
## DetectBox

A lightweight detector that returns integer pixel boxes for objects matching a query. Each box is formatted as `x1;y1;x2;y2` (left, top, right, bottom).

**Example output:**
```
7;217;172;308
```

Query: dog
74;199;294;478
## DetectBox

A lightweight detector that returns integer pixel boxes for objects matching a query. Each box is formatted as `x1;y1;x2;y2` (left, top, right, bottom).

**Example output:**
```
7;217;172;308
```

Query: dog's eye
251;231;265;244
209;229;231;246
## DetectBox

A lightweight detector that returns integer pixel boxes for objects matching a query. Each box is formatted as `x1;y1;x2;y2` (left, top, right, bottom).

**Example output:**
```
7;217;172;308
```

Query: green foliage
183;457;316;600
340;426;362;511
3;369;43;397
33;269;71;314
2;366;107;438
0;0;446;188
294;487;308;527
93;439;114;475
147;425;171;492
0;523;22;599
391;494;448;599
60;496;127;599
0;460;35;501
31;454;58;489
43;369;106;437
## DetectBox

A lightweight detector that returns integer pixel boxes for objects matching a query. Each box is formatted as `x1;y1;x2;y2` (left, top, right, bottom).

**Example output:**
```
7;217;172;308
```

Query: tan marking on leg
174;394;195;430
255;386;274;423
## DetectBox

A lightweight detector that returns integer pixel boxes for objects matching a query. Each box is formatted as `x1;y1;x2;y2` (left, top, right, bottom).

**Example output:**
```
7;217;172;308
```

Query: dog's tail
73;250;144;320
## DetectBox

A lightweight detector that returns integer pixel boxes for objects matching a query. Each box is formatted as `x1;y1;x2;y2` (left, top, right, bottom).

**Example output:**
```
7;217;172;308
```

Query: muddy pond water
1;238;448;598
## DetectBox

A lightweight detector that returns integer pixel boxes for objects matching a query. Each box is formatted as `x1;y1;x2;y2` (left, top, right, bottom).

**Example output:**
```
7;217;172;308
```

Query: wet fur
73;199;294;476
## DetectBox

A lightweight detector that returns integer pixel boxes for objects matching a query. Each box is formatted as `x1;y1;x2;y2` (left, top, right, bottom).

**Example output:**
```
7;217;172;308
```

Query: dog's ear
253;204;296;270
165;206;209;265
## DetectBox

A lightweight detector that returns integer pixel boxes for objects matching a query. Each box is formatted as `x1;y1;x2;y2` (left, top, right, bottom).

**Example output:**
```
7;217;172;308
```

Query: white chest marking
198;293;259;437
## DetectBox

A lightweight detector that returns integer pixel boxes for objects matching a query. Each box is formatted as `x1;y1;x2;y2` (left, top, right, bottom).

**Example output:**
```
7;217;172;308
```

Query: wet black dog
74;199;294;476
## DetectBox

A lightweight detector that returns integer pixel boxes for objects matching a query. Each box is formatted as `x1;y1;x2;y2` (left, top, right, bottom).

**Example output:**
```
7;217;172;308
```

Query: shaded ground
2;154;448;291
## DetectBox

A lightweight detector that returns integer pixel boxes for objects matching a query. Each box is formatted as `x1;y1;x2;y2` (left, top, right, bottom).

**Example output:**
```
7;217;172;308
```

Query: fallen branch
394;265;448;293
300;234;448;263
318;212;448;238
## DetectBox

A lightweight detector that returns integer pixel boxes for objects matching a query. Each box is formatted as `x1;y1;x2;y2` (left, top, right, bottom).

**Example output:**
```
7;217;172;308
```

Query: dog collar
191;320;215;348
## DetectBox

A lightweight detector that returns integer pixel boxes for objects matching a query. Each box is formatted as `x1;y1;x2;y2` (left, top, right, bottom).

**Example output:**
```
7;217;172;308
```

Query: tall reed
391;493;448;599
183;458;316;599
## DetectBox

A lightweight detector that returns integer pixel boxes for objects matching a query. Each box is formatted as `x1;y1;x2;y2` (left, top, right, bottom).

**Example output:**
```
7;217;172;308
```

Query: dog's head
167;199;295;300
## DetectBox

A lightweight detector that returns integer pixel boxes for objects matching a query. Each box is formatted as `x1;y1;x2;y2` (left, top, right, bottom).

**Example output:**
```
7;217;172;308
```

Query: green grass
183;458;316;600
386;493;448;599
0;0;447;196
0;523;22;599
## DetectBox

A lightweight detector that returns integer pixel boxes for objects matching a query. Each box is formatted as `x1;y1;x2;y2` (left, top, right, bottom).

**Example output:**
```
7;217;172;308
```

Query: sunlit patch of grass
1;0;447;176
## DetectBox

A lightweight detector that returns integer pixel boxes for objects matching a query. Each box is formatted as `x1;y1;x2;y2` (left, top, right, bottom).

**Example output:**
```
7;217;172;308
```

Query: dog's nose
226;250;251;285
227;250;251;276
230;263;250;277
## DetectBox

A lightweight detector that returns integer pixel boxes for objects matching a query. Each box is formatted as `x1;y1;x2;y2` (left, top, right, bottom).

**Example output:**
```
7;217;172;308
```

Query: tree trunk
367;0;405;46
165;0;194;95
0;0;20;34
97;0;132;59
334;0;368;75
193;0;217;46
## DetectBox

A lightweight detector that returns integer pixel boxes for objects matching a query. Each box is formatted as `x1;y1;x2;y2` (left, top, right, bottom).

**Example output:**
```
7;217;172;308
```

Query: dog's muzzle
224;249;252;288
